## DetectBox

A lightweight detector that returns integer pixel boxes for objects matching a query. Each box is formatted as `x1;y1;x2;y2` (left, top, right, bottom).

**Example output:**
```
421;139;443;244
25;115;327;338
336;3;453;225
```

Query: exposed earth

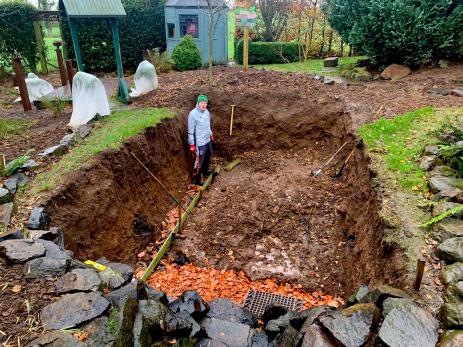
1;64;462;345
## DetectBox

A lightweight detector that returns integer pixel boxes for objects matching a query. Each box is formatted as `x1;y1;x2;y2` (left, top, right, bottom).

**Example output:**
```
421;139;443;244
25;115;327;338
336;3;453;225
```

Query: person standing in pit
188;94;214;185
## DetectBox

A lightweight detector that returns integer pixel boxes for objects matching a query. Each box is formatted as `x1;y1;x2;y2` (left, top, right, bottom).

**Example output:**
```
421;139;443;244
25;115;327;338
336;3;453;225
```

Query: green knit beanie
197;94;208;103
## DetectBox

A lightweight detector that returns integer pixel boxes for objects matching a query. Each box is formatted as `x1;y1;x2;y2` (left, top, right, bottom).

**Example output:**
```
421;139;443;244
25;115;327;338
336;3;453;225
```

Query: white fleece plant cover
15;73;54;103
129;60;158;97
68;72;110;129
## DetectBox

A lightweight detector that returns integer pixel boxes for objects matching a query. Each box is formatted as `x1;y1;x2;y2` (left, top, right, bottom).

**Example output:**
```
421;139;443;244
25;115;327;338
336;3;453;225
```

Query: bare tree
257;0;290;42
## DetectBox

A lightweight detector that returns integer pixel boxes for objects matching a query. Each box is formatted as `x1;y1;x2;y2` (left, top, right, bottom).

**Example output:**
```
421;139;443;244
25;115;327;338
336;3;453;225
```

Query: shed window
179;14;199;38
167;23;175;38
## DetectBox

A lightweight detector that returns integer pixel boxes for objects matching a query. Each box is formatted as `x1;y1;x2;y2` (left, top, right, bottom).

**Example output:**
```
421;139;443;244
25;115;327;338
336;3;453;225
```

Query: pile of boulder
0;218;456;346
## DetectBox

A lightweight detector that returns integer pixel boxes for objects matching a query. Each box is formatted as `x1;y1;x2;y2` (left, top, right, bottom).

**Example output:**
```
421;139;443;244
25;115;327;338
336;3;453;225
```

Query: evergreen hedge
59;0;165;72
235;41;300;64
172;35;202;71
0;1;38;71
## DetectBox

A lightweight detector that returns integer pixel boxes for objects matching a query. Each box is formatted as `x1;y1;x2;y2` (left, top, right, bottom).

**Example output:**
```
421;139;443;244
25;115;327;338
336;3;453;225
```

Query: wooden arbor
61;0;129;104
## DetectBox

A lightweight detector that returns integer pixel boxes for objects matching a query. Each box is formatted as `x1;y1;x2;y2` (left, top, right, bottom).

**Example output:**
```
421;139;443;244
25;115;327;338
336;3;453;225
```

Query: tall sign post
235;3;257;71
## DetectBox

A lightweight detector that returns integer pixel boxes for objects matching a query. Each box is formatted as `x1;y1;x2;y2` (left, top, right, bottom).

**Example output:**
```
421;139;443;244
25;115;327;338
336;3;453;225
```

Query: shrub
59;0;165;71
235;40;301;64
0;1;38;71
171;36;202;71
2;155;29;177
147;48;174;73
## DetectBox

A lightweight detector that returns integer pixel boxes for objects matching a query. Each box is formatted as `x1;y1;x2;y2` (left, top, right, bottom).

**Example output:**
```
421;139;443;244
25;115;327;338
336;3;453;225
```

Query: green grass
254;56;365;76
0;118;34;139
358;107;463;191
32;107;175;194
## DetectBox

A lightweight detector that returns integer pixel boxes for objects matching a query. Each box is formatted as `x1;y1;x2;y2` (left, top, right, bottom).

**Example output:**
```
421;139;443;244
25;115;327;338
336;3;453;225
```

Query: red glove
189;144;196;153
210;135;214;142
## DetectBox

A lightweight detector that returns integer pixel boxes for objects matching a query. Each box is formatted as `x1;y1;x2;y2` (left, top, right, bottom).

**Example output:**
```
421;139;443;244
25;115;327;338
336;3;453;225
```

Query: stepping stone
3;172;29;194
41;292;110;330
433;220;463;242
442;303;463;329
26;207;49;230
23;257;69;278
437;237;463;262
201;317;253;347
378;304;438;347
0;239;45;263
36;239;71;261
0;202;14;230
40;144;67;157
20;159;41;171
56;268;101;293
442;262;463;285
59;133;76;148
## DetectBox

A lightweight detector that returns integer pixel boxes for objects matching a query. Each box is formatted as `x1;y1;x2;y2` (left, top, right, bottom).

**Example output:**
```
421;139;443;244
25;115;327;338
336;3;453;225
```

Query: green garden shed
165;0;228;65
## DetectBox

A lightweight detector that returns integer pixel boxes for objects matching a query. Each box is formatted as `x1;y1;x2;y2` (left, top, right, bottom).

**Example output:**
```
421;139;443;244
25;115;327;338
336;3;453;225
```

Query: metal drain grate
243;290;303;318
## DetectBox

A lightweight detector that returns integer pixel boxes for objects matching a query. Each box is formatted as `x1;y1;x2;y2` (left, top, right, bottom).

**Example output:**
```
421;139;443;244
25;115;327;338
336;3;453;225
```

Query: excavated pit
45;90;404;297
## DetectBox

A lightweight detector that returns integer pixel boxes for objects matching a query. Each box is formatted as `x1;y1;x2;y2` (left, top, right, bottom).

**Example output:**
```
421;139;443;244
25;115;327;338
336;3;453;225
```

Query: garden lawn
255;56;365;75
0;118;34;139
32;107;175;194
358;107;463;192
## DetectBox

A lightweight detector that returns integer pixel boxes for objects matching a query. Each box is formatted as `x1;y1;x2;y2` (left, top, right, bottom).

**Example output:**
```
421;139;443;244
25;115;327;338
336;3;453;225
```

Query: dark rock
77;124;92;139
41;292;110;329
301;324;337;347
439;134;459;143
347;285;370;306
262;305;287;325
169;290;209;321
420;156;437;171
323;78;335;85
429;87;450;96
80;316;114;347
358;284;410;305
441;303;463;328
111;297;139;347
266;312;294;336
166;309;194;337
196;338;228;347
249;332;269;347
133;299;167;347
324;57;338;68
428;166;463;199
0;202;14;229
0;229;22;241
145;284;168;305
381;64;411;80
274;325;303;347
293;306;332;333
424;144;439;156
382;297;416;318
4;172;29;194
106;281;137;308
59;133;76;148
56;268;101;293
23;257;69;278
439;330;463;347
445;281;463;303
201;317;252;347
0;188;13;204
27;207;49;230
25;330;79;347
438;237;463;262
207;298;257;327
29;227;64;248
433;220;463;242
0;239;45;263
40;144;67;157
433;202;463;218
319;304;378;347
451;88;463;97
442;262;463;284
378;305;438;347
36;239;71;261
107;262;133;282
20;159;41;171
99;267;128;290
177;310;201;337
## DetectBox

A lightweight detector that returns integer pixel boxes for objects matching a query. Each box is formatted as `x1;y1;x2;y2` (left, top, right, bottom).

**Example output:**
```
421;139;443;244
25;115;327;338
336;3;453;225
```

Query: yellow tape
84;260;107;271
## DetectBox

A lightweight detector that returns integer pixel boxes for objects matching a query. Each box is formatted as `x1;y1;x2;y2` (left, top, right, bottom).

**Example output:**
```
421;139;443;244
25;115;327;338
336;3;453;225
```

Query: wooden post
54;41;68;86
109;18;129;104
12;57;31;111
65;60;74;87
229;105;235;136
243;1;249;71
0;154;5;173
413;257;426;291
33;21;48;74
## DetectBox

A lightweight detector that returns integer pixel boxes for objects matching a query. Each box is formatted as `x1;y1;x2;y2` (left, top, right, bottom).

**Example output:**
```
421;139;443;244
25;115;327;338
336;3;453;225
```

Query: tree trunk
319;16;326;56
340;38;344;56
327;29;333;53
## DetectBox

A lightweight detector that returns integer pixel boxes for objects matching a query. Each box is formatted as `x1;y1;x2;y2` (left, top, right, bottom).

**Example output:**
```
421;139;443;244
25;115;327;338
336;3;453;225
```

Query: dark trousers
193;141;212;184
